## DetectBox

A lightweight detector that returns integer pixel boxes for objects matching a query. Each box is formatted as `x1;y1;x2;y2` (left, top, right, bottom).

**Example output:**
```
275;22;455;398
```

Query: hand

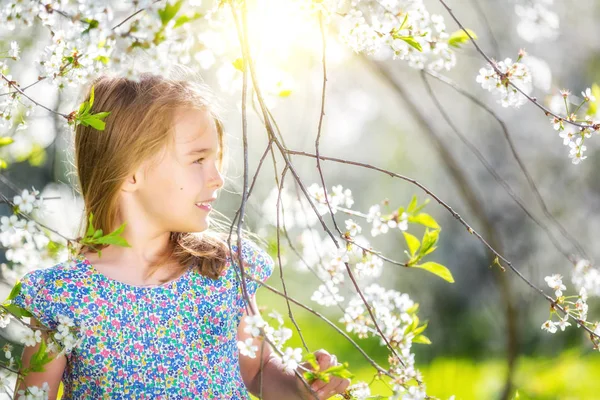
296;349;351;400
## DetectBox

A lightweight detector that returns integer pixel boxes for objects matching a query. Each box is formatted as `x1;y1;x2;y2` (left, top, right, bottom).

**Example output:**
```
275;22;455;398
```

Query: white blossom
243;314;267;338
237;338;258;358
311;280;344;306
345;219;362;236
16;382;50;400
21;327;42;347
556;316;571;331
476;57;532;108
572;259;600;297
9;41;20;60
348;382;371;400
281;347;302;372
544;274;566;297
541;320;557;334
581;87;596;103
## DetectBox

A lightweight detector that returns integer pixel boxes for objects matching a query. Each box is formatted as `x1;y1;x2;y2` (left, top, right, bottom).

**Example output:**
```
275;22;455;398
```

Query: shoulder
12;258;88;308
17;259;86;289
229;238;274;270
226;238;275;296
10;259;84;329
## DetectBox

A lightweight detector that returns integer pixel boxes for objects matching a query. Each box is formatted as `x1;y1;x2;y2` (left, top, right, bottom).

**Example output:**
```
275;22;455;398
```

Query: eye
194;157;205;164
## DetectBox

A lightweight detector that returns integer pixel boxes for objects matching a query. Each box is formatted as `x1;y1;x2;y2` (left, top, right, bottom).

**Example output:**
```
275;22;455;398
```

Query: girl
10;73;350;399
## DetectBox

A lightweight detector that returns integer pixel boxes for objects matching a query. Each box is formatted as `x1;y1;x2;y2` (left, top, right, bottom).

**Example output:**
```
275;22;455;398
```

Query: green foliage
71;85;111;131
28;338;54;372
414;262;454;283
448;29;478;48
301;351;355;386
158;1;184;26
1;282;33;319
0;137;14;147
399;196;454;283
80;212;131;257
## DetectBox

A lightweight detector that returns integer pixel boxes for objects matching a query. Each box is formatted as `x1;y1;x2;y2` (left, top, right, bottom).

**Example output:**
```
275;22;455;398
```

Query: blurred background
1;0;600;398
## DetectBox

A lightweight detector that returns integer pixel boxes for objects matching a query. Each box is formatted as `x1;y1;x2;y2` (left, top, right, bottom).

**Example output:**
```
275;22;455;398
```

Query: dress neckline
75;253;193;290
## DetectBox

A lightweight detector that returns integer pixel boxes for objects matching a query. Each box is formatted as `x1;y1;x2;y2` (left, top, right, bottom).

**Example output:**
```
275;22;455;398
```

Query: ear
121;165;145;193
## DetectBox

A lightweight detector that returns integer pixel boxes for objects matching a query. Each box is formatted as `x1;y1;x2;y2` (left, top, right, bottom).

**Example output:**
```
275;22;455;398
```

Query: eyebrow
187;148;212;155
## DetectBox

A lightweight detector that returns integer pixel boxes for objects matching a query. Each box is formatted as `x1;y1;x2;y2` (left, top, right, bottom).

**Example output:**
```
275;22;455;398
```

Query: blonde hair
73;71;234;282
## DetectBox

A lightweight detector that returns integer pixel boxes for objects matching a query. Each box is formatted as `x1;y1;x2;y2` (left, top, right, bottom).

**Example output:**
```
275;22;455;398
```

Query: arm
14;318;66;400
238;295;304;400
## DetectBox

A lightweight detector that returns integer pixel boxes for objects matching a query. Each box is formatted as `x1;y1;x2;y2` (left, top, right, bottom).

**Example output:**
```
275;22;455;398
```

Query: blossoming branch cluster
261;183;448;398
337;0;457;71
541;265;600;350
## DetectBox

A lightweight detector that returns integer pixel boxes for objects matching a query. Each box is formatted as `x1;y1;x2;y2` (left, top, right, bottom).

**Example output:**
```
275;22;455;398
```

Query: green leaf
92;229;104;239
409;213;440;230
406;303;419;314
29;338;53;372
0;158;7;169
412;334;432;345
78;100;89;115
86;213;95;238
82;18;99;34
3;303;33;319
403;231;420;257
303;352;319;370
414;261;454;283
88;85;95;109
173;12;203;28
0;137;14;147
400;36;423;52
413;198;430;214
324;363;354;380
80;115;106;130
412;321;428;336
399;13;409;30
5;281;22;302
419;229;439;256
448;28;478;48
95;235;131;247
158;0;184;26
47;240;63;258
407;195;418;213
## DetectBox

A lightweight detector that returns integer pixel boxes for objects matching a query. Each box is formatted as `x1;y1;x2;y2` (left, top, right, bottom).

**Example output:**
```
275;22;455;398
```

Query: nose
209;167;224;191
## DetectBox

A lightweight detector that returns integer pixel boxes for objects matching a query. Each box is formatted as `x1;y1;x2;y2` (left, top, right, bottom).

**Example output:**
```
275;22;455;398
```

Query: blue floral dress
11;239;274;399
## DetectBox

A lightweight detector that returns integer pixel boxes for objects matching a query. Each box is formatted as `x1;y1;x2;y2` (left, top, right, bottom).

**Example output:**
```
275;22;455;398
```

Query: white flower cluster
572;259;600;297
261;186;320;229
16;382;50;400
237;310;294;361
551;88;598;164
340;284;424;390
514;0;559;43
338;0;456;71
308;183;354;216
476;55;533;108
540;273;600;347
19;314;83;357
308;237;384;307
347;381;371;399
367;204;408;237
0;189;54;271
8;41;20;60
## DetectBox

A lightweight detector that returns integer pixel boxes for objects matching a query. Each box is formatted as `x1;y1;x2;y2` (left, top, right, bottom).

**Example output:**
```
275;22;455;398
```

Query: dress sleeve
232;239;275;299
10;268;58;330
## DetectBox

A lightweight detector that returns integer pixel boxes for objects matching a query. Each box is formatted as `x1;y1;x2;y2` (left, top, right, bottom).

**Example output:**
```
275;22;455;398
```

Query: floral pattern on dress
11;239;274;399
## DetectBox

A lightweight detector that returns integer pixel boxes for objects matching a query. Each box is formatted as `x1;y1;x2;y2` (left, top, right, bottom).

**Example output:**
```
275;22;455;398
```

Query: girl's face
126;107;224;234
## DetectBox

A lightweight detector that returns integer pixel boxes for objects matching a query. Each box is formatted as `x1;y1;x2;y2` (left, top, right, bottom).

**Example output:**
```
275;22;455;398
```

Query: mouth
195;198;216;211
